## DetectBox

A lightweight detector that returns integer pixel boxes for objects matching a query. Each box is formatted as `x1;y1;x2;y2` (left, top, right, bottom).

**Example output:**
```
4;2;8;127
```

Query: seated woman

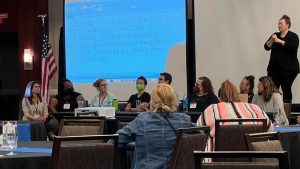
117;84;194;169
189;76;219;112
22;81;59;138
49;79;85;112
252;76;289;125
197;80;273;151
239;75;255;102
90;78;115;107
125;76;151;112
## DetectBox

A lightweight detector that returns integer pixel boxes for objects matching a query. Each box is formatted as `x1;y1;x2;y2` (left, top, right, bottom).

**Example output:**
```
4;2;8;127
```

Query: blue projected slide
65;0;186;83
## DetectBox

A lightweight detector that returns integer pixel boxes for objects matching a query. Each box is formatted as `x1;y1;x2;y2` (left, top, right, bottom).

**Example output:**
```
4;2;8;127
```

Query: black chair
51;134;118;169
194;151;289;169
245;132;280;151
168;127;210;169
245;132;283;163
215;118;268;162
58;116;105;136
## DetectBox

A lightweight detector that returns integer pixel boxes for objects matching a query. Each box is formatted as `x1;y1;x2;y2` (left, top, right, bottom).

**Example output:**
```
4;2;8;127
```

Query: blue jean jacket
117;112;194;169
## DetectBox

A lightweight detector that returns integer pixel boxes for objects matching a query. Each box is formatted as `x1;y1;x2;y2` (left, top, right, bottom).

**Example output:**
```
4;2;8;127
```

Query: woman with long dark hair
22;81;59;139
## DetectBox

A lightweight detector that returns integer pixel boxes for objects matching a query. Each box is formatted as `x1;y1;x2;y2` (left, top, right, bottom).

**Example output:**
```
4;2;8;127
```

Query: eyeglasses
99;83;108;87
195;83;202;87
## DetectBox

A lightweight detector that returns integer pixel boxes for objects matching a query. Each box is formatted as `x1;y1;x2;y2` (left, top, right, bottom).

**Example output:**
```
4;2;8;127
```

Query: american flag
41;32;57;103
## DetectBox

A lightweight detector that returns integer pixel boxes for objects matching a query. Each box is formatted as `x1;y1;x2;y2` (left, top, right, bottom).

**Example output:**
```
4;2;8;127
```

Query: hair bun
161;104;171;113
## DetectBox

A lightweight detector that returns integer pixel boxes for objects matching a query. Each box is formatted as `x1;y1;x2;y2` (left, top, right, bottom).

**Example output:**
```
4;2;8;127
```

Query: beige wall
48;0;63;95
195;0;300;103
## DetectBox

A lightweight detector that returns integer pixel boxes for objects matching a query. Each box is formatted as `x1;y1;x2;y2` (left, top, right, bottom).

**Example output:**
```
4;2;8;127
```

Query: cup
78;101;85;108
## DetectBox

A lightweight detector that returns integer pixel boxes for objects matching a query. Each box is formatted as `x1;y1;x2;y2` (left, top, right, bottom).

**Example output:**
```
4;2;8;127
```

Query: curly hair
198;76;215;94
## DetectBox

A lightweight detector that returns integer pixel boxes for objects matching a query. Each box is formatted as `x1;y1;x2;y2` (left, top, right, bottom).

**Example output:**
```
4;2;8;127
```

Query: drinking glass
5;126;17;155
273;109;281;127
78;101;85;108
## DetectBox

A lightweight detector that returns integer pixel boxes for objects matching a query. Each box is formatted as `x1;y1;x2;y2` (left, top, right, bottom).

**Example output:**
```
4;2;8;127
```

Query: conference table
0;141;52;169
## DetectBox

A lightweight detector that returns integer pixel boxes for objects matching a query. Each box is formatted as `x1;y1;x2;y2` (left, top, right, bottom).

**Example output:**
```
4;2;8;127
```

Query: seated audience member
125;76;151;112
117;84;194;169
189;76;219;112
239;75;255;102
158;72;172;85
297;115;300;124
158;72;180;108
22;81;59;138
197;80;273;151
49;79;84;112
90;78;115;107
252;76;289;125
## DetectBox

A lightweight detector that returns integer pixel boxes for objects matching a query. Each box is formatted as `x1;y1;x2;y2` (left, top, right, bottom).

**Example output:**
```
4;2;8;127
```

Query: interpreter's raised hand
272;34;277;40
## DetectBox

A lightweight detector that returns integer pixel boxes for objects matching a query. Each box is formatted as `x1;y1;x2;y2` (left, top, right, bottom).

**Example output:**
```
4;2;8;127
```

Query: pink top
197;102;274;151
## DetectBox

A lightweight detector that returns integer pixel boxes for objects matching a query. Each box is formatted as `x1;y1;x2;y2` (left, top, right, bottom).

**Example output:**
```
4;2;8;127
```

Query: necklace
32;99;39;114
98;93;107;107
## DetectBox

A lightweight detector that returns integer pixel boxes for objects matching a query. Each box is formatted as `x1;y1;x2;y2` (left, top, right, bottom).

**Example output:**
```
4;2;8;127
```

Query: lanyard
98;93;107;107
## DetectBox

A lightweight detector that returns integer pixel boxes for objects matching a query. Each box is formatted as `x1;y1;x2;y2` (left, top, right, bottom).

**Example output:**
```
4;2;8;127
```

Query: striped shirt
197;102;274;151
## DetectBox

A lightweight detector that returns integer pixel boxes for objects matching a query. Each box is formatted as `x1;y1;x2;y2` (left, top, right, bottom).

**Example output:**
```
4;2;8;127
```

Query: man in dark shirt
125;76;151;112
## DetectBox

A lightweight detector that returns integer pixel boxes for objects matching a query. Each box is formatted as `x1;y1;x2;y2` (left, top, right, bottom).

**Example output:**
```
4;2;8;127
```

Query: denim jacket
117;112;194;169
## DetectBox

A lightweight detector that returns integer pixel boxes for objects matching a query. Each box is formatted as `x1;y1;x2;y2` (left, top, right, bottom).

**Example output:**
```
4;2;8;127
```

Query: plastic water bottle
112;98;119;112
182;93;188;112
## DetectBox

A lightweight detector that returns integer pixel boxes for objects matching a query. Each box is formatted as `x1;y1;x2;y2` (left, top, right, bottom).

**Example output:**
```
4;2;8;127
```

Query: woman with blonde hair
197;80;273;151
90;78;115;107
117;84;193;169
252;76;289;125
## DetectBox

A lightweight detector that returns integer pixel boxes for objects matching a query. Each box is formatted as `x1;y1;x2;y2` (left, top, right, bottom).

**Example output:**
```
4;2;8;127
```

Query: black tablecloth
0;141;52;169
278;131;300;169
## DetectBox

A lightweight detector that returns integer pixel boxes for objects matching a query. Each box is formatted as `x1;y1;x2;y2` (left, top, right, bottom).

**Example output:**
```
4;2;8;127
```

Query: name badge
190;102;197;109
63;103;71;110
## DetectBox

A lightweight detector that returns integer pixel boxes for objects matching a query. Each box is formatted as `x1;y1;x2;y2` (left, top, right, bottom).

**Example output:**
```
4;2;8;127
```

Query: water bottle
182;93;188;112
112;98;119;112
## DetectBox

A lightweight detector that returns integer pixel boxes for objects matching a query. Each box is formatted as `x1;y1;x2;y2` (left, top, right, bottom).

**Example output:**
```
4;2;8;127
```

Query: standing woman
22;81;59;138
264;15;299;103
90;78;115;107
252;76;289;125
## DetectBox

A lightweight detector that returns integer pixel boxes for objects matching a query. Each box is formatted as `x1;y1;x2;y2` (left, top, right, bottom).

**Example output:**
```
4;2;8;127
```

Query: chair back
194;151;289;169
116;116;136;129
215;118;268;162
51;134;118;169
168;127;210;169
118;101;128;111
245;132;283;163
58;116;105;136
245;132;279;151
